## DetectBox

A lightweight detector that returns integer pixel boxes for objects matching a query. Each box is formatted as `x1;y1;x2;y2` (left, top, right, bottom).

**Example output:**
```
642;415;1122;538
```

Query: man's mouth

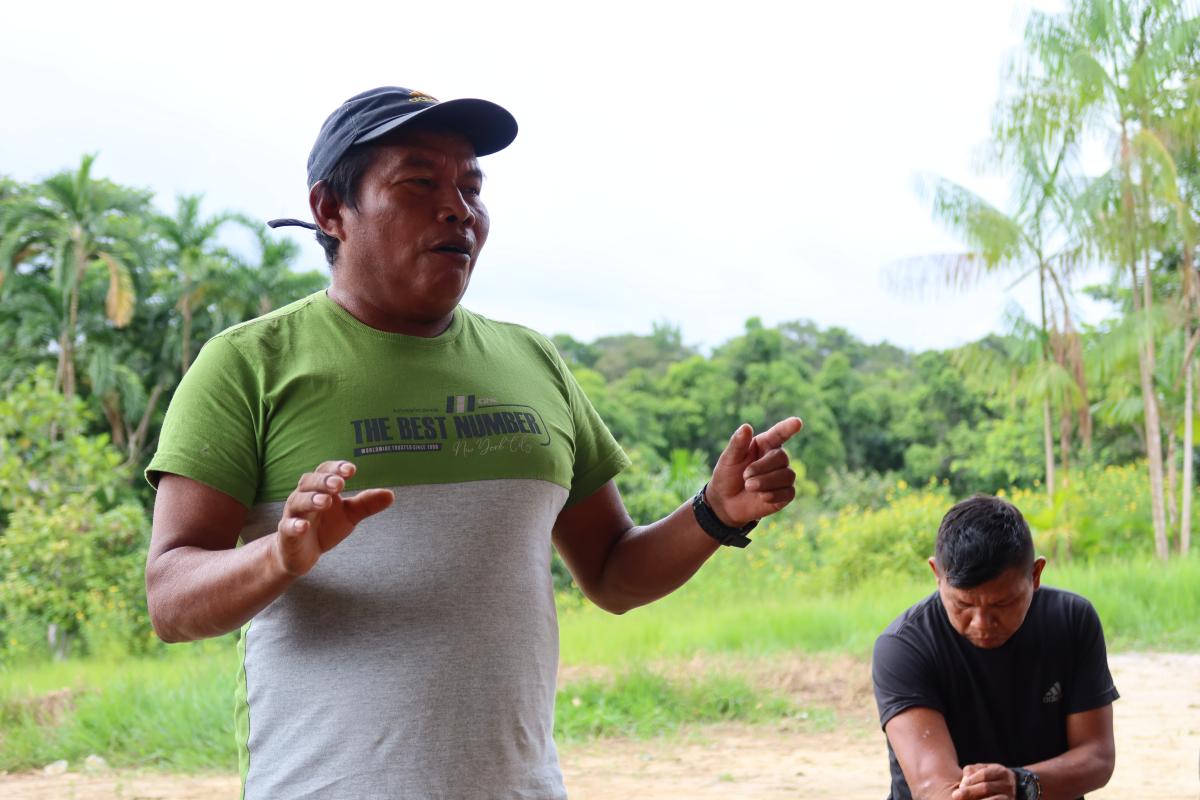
431;240;472;257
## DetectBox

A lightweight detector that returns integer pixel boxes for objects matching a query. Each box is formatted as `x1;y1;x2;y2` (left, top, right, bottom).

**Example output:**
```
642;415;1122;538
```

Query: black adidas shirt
872;587;1118;800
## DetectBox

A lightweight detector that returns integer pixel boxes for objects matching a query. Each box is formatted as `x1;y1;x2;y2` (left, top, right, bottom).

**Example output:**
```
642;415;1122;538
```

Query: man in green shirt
145;86;803;799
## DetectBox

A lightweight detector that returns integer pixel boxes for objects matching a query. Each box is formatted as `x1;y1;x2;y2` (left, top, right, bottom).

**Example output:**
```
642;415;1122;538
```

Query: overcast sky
3;0;1107;353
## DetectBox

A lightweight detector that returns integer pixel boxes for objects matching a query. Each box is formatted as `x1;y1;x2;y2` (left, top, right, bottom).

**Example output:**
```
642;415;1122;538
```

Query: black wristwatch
691;483;756;548
1011;767;1042;800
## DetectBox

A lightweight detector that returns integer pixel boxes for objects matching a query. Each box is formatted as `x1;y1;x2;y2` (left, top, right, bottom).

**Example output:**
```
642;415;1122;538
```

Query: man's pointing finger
753;417;803;451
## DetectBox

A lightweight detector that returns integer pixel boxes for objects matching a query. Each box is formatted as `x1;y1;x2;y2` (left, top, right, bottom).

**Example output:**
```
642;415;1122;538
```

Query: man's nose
972;611;999;631
438;188;475;225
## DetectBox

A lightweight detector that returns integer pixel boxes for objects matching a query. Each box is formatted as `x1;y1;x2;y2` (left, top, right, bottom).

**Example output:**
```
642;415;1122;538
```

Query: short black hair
934;495;1035;589
313;142;382;269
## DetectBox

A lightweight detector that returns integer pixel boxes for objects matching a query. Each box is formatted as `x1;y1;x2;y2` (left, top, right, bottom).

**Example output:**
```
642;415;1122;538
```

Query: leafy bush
1003;462;1192;560
805;462;1186;592
0;368;153;661
814;481;951;588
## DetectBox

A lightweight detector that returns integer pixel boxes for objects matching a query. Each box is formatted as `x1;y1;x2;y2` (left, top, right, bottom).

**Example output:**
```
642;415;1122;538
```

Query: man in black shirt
872;495;1117;800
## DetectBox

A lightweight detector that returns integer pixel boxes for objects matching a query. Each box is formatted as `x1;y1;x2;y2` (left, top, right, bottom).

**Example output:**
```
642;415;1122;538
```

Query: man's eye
406;178;434;188
462;185;482;197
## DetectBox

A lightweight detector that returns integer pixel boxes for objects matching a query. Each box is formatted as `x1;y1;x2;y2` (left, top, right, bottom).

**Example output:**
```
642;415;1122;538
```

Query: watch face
1020;772;1040;800
1013;769;1037;800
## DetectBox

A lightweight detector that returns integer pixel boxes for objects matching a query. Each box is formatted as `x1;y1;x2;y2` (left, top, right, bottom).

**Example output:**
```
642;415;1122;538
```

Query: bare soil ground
2;652;1195;799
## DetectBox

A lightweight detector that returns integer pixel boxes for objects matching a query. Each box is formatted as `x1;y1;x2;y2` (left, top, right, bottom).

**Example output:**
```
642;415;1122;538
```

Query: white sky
2;0;1111;353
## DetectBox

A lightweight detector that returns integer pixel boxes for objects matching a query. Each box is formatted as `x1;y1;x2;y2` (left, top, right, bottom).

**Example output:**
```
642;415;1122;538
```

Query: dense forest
1;0;1198;662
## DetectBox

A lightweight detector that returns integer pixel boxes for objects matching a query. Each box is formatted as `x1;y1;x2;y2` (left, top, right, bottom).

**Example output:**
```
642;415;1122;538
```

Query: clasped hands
952;763;1018;800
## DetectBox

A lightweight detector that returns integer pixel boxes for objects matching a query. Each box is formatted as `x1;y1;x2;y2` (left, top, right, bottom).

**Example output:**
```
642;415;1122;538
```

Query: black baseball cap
268;86;517;231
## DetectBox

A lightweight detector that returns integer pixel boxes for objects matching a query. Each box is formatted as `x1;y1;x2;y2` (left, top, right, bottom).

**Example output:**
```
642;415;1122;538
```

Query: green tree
1040;0;1200;558
226;229;326;320
0;368;150;660
591;321;697;382
153;194;255;374
0;154;150;402
898;83;1088;501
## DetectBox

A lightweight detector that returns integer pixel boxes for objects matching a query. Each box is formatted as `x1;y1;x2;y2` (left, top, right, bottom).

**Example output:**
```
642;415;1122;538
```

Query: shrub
0;368;153;661
814;481;951;588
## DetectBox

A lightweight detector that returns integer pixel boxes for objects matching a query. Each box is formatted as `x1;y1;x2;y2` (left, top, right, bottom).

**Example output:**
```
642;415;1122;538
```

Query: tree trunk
1130;253;1169;559
122;382;166;470
1123;129;1168;559
47;622;70;661
101;394;128;450
1043;397;1056;502
1059;396;1072;484
181;297;193;375
1183;355;1194;556
61;233;88;401
1166;429;1178;534
1039;266;1055;502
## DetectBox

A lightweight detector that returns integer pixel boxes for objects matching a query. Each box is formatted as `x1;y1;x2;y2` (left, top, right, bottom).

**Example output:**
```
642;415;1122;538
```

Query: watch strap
1010;767;1043;800
691;483;756;548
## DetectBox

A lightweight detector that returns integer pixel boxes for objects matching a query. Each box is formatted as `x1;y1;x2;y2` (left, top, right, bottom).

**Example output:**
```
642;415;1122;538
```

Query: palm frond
96;252;135;327
916;174;1027;265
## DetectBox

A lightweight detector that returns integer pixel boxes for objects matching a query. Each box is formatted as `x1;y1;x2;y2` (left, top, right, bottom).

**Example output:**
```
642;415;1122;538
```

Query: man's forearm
912;779;960;800
147;535;295;643
1025;740;1115;800
591;501;720;614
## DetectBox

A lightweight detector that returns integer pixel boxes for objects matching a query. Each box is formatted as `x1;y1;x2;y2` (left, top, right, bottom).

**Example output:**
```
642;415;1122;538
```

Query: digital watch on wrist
691;483;756;548
1011;767;1043;800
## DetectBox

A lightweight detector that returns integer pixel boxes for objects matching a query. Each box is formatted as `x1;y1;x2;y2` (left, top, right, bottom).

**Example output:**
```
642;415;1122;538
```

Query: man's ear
310;181;346;241
1031;556;1047;590
928;556;940;581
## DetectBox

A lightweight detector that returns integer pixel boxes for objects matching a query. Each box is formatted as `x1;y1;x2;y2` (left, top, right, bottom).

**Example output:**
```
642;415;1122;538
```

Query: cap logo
408;91;438;103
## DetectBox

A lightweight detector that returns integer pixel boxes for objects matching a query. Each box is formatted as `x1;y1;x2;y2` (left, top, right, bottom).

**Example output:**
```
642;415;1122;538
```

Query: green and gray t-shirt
147;291;629;799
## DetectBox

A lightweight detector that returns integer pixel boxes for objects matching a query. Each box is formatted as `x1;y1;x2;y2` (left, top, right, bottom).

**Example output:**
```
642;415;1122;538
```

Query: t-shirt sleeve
873;629;945;729
554;351;630;508
145;335;263;508
1064;597;1120;714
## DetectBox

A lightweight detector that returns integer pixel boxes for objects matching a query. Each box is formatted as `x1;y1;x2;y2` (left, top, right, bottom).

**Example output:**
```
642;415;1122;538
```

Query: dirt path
2;652;1196;799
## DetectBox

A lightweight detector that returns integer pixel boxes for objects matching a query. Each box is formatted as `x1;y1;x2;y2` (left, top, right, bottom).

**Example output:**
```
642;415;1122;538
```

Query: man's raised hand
706;417;803;527
273;461;394;577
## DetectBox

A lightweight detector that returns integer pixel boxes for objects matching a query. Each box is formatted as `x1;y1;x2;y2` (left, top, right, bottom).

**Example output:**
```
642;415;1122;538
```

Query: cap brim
355;98;518;157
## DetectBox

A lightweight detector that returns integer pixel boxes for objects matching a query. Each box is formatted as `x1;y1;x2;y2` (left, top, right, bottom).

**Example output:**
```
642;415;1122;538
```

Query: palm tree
0;154;150;403
894;64;1089;502
1036;0;1200;558
153;195;255;374
224;229;326;320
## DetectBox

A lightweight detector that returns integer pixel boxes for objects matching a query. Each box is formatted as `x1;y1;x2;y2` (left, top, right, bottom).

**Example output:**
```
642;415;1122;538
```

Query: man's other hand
952;763;1016;800
706;417;803;527
274;461;394;576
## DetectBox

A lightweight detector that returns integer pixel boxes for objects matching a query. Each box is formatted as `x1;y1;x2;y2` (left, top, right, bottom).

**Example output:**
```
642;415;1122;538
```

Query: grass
557;553;1200;665
0;643;235;772
0;650;795;772
554;670;797;741
1049;555;1200;650
2;553;1197;773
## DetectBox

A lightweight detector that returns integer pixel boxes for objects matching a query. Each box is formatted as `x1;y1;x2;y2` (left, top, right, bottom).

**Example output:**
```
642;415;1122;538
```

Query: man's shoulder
458;307;562;361
460;307;553;343
1027;584;1101;633
879;591;942;642
210;291;325;350
1034;584;1094;608
873;592;946;674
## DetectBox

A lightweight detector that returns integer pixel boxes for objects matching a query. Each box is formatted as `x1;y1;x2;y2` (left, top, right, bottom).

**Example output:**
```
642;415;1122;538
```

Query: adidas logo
1042;681;1062;704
